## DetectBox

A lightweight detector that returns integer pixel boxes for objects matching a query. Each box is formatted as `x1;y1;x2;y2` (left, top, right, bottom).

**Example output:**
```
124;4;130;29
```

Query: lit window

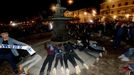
112;5;115;8
118;10;121;14
111;11;114;14
118;3;121;7
132;1;134;4
125;2;128;5
107;6;109;8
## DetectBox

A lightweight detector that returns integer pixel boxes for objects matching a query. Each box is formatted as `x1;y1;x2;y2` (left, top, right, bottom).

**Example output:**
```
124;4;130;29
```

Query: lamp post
68;0;74;5
51;5;57;12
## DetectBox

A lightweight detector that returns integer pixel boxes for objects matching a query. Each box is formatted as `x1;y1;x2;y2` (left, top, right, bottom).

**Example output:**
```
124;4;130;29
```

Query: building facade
100;0;134;20
64;8;96;23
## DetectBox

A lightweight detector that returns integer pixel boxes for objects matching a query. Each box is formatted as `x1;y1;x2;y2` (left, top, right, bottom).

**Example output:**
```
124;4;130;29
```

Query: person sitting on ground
118;48;134;61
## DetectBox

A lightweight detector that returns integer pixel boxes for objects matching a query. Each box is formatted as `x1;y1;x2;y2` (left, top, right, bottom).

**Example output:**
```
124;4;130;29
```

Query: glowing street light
84;12;88;15
92;9;97;16
125;14;130;18
113;15;117;19
68;0;74;5
10;21;17;27
51;5;57;11
89;19;94;23
11;23;17;27
92;10;96;14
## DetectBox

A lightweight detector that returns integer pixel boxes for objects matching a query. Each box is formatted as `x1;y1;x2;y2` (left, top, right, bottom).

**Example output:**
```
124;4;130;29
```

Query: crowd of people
66;20;134;74
66;20;134;48
1;19;134;75
0;22;50;38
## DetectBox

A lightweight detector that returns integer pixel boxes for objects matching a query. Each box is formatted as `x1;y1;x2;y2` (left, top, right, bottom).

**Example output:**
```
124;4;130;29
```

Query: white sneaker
61;67;64;74
118;54;125;59
53;68;57;75
83;63;89;69
75;66;81;74
66;68;70;75
121;57;130;62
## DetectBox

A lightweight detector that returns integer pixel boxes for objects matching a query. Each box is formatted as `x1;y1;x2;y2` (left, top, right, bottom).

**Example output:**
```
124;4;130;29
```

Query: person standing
0;31;28;75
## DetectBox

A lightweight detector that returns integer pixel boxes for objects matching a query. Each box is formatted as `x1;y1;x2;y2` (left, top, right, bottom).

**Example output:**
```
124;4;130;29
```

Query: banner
0;44;36;55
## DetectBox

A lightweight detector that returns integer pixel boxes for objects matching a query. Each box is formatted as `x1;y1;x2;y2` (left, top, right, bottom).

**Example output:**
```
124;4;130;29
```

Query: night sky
0;0;104;22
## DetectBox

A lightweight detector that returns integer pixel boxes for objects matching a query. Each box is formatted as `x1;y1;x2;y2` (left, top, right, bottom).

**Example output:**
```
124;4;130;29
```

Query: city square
0;0;134;75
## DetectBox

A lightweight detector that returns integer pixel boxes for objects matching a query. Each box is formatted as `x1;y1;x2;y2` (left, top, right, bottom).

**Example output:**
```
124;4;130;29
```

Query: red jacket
46;45;55;55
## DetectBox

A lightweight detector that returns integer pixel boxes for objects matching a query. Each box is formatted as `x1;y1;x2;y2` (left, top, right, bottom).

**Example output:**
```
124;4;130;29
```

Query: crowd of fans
0;22;50;38
1;19;134;74
66;20;134;48
66;20;134;74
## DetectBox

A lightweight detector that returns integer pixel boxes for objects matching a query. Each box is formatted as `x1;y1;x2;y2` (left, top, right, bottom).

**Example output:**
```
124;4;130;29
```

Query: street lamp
113;15;117;19
68;0;73;5
84;12;88;15
51;5;57;11
125;14;130;18
92;9;97;16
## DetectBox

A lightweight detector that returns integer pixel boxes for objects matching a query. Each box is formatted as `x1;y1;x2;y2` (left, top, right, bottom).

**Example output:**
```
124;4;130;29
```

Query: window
132;9;134;12
118;10;121;14
107;6;109;8
112;5;115;8
101;6;104;9
111;11;114;14
118;3;121;7
132;1;134;4
125;2;128;5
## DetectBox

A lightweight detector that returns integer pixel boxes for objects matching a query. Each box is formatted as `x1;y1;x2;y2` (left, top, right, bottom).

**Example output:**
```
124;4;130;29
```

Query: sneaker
83;63;89;69
53;68;56;75
118;54;125;59
66;68;70;75
61;67;64;74
75;65;81;74
121;57;130;62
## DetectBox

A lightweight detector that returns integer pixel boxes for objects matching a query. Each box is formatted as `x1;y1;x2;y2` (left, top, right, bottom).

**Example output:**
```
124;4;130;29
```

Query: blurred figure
63;42;81;75
0;31;27;75
53;44;64;75
128;22;134;42
113;22;127;48
118;48;134;61
40;42;55;75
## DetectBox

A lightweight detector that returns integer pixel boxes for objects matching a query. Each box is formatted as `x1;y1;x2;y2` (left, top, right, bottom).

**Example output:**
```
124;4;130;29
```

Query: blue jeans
113;28;124;48
0;52;18;74
40;55;55;73
124;48;134;58
129;63;134;69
